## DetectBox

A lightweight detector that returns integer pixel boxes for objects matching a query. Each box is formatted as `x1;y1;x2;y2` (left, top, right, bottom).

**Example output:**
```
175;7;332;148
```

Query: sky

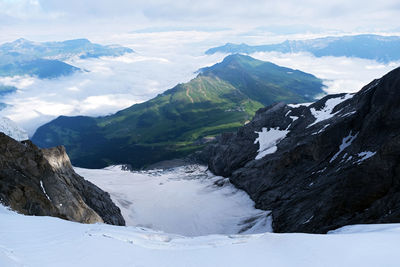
0;0;400;135
1;0;400;41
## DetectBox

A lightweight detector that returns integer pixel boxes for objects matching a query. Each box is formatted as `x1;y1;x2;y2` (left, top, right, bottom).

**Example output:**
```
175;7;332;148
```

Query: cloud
249;51;399;94
0;30;398;137
1;0;400;36
0;35;225;135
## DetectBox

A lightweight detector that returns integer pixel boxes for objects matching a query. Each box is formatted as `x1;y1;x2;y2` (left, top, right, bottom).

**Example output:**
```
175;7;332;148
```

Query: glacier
1;203;400;267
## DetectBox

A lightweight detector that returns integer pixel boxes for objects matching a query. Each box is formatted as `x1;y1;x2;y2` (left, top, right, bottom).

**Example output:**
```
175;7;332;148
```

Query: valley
31;54;324;168
0;8;400;264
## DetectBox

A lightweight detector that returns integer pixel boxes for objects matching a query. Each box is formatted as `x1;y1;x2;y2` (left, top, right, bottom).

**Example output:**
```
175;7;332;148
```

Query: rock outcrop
0;133;125;225
204;67;400;233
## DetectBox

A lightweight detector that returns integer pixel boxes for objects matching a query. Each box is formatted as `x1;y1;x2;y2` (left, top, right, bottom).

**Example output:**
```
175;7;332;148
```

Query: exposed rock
0;133;125;225
204;67;400;233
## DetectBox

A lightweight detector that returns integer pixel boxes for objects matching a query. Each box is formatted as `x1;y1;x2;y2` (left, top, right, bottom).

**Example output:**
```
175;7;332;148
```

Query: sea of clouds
0;30;398;136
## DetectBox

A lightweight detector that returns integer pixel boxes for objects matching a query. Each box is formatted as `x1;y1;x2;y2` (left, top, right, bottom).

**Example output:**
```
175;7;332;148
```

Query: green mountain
32;54;325;168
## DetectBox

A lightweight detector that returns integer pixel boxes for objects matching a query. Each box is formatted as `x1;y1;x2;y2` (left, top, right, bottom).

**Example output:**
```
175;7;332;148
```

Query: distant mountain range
206;34;400;63
0;38;134;79
32;54;325;169
0;85;17;110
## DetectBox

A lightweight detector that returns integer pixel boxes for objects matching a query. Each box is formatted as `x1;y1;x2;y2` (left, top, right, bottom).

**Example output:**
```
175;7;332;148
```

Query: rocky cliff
204;66;400;233
0;133;125;225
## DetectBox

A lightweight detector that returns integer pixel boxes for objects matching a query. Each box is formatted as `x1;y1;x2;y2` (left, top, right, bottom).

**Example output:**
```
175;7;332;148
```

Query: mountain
0;38;134;61
0;85;17;110
0;116;28;141
32;54;325;169
206;34;400;63
0;38;134;78
0;132;125;225
0;84;17;96
202;66;400;233
0;56;81;79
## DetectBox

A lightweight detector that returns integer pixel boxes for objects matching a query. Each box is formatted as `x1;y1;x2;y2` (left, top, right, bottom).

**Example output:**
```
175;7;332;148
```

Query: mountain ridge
206;34;400;63
0;38;134;79
202;65;400;233
31;54;324;168
0;133;125;225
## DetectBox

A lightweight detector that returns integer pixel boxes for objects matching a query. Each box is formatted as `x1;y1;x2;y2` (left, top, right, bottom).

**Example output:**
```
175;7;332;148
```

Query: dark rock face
0;133;125;226
204;67;400;233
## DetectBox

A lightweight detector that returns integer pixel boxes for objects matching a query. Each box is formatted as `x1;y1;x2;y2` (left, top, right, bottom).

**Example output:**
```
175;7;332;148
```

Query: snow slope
76;165;271;236
308;94;353;127
1;204;400;267
0;117;28;141
254;127;289;160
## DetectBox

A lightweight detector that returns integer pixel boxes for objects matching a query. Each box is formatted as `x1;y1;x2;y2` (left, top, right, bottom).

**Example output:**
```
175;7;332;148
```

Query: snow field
76;165;272;236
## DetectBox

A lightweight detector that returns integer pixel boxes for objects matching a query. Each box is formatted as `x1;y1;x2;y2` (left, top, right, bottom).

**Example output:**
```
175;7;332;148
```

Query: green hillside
32;54;324;168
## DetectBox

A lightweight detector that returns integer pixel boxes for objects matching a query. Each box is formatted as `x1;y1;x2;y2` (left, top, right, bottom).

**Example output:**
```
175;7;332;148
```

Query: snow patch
330;132;358;163
340;111;357;118
308;94;353;127
357;151;377;164
254;127;289;160
302;215;314;224
362;80;380;94
312;124;330;135
40;180;51;201
287;102;313;108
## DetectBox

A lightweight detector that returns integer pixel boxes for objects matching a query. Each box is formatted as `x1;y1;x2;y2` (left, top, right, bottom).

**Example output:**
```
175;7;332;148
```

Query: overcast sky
1;0;400;42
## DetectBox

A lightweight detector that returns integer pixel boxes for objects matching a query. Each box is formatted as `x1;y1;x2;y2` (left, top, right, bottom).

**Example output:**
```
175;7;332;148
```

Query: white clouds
0;0;42;19
0;38;225;135
0;31;397;137
249;51;399;94
1;0;400;36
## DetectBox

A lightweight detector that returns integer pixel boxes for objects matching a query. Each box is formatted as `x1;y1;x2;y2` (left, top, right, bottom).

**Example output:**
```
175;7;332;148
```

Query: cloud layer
250;52;399;95
0;35;225;135
1;32;398;137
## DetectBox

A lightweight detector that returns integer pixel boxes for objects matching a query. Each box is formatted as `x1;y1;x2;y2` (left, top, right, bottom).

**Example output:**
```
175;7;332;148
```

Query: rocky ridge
203;66;400;233
0;133;125;225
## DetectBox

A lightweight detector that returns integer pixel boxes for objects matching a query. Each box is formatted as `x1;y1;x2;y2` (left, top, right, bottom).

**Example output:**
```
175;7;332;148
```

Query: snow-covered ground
76;165;271;236
254;127;289;160
308;93;353;127
1;204;400;267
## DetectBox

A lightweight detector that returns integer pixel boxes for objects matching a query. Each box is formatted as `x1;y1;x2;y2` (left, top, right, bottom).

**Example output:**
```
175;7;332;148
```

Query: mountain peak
221;53;259;64
61;38;92;45
14;38;30;43
8;38;35;47
198;54;262;74
32;55;324;168
204;65;400;234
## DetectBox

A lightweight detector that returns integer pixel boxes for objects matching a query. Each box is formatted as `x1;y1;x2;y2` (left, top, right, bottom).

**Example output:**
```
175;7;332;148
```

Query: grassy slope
32;54;324;168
